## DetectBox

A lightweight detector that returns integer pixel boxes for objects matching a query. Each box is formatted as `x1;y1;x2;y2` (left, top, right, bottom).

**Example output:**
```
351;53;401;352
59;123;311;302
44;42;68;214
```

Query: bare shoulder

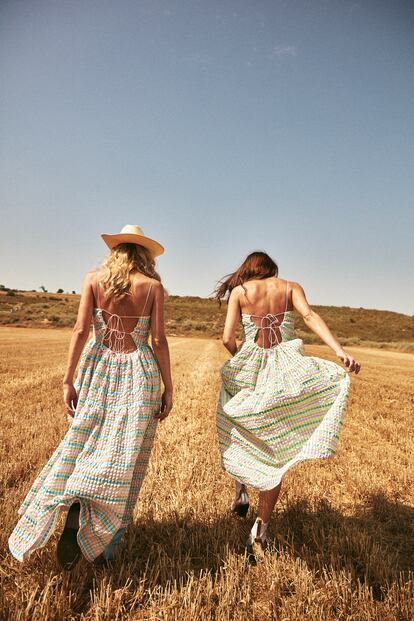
83;271;97;286
86;268;107;282
131;274;160;287
145;279;165;304
290;281;305;294
150;277;162;286
290;282;312;313
229;284;244;301
150;279;164;294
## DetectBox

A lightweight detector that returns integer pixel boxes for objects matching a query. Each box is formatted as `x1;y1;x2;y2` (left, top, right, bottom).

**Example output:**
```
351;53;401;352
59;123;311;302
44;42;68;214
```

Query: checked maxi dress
9;282;161;562
217;282;350;491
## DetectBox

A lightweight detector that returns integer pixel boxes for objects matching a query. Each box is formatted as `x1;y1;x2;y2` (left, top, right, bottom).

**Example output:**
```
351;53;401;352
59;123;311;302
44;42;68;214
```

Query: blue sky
1;0;413;314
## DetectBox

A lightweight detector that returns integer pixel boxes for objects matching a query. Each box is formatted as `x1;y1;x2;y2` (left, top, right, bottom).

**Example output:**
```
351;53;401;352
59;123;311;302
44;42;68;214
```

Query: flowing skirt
9;342;161;562
217;338;350;491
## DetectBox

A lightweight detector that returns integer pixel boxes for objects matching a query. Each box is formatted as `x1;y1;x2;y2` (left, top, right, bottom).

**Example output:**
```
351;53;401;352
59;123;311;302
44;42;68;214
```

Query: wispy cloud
270;45;297;59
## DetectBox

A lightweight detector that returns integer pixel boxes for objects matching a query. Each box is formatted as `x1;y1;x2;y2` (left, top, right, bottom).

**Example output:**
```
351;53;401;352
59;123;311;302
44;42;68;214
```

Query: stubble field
0;327;413;620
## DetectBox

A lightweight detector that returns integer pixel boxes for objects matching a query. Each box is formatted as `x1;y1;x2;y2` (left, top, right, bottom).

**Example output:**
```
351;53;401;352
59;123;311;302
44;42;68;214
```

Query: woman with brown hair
215;251;360;557
9;225;173;569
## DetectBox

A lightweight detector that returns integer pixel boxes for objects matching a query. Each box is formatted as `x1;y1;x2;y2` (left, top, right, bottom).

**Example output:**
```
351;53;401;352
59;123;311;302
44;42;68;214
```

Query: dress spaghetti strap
94;277;153;318
95;274;102;309
284;280;289;312
141;283;153;316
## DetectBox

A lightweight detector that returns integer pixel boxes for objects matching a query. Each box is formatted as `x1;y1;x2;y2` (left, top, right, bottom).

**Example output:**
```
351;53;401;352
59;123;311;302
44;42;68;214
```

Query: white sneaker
246;518;268;558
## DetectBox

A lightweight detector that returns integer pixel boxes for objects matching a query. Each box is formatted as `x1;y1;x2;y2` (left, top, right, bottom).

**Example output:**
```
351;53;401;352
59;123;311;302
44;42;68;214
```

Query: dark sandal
56;527;81;570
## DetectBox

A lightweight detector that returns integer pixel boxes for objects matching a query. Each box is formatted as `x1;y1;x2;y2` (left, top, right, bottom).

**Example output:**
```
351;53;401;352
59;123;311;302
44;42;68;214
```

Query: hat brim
101;233;164;257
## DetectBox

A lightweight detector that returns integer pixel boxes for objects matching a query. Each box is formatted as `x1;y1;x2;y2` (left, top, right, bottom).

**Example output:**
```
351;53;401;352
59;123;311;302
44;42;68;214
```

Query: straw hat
101;225;164;257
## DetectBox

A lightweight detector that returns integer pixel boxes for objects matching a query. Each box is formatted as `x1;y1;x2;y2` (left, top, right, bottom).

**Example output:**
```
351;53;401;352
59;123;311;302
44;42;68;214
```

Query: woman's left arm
63;272;94;415
222;288;241;355
292;282;361;374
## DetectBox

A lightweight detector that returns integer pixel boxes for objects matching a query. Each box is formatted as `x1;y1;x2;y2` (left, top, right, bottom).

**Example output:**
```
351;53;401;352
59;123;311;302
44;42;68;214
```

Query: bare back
238;278;292;349
93;272;155;353
239;278;291;315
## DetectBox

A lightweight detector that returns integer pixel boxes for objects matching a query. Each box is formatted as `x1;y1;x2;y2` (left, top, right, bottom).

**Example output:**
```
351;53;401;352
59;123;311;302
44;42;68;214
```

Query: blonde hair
101;243;161;299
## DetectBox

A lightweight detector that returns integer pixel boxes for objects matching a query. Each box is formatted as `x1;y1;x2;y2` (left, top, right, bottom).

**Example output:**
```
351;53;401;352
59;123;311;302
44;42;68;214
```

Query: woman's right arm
151;282;173;420
62;272;94;415
222;288;241;355
291;282;361;374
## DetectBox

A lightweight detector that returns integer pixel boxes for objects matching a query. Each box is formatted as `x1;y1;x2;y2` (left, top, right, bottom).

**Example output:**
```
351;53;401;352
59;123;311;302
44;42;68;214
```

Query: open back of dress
93;277;153;354
247;281;290;349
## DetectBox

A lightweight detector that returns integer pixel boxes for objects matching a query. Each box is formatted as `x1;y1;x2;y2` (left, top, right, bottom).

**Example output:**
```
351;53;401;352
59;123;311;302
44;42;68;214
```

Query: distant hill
0;290;413;351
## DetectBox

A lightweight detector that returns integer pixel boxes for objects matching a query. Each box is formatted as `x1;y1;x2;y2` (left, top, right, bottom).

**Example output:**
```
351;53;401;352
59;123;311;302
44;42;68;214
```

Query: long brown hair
100;243;161;299
214;251;278;302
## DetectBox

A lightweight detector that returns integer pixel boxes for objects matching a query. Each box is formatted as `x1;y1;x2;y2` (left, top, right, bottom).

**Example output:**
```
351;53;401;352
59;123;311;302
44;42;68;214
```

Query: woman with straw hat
9;225;173;569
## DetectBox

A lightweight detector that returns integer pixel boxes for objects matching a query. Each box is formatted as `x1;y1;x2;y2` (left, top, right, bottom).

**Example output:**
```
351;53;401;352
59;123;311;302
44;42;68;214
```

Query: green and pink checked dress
217;290;350;491
9;300;161;562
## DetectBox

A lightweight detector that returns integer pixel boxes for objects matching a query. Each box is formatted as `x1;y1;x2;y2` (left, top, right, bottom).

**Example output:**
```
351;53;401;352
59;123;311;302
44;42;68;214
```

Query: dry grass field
0;327;413;620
